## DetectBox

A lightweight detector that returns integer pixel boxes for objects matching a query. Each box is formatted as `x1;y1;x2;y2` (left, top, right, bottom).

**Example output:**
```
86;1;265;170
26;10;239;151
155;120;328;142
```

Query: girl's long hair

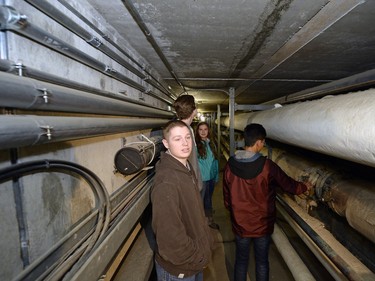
195;122;217;159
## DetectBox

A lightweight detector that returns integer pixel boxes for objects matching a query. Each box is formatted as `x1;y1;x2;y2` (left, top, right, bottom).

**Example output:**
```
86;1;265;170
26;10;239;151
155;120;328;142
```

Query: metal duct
0;71;174;118
0;115;168;149
222;89;375;168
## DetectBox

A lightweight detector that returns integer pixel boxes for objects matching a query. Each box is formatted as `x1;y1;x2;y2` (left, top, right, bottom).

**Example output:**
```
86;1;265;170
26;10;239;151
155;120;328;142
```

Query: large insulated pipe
268;146;375;244
222;89;375;168
0;115;168;149
0;71;173;118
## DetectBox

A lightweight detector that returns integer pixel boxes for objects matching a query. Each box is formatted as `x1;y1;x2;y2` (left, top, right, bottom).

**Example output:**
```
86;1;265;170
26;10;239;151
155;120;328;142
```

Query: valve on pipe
114;135;163;175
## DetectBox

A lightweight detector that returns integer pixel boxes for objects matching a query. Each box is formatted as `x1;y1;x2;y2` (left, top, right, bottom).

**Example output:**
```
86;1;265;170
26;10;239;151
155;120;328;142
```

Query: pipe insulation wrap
269;147;375;244
222;89;375;167
0;115;168;149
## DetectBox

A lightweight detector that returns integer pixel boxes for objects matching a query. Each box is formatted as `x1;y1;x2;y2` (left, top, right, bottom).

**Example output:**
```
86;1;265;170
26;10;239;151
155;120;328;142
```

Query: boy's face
163;125;192;162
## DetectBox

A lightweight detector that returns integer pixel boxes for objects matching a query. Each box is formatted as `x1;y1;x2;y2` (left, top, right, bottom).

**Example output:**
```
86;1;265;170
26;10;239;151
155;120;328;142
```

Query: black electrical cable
0;160;111;280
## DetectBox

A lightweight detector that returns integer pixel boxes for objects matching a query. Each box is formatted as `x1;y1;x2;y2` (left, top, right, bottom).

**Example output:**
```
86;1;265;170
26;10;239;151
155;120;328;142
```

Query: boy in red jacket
223;123;312;281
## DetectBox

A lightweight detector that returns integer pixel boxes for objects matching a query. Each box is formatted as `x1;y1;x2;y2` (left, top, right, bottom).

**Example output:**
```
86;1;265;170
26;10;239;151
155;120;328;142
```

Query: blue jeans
155;260;203;281
203;179;215;214
234;234;271;281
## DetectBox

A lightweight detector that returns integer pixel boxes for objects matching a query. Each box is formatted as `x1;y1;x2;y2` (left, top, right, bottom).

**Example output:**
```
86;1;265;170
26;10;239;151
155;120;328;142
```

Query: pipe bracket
37;88;51;104
0;6;28;30
39;125;54;140
88;36;102;48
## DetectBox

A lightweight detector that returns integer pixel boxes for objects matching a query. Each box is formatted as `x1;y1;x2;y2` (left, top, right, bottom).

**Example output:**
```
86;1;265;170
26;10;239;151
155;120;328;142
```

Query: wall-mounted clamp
39;125;53;140
37;88;51;103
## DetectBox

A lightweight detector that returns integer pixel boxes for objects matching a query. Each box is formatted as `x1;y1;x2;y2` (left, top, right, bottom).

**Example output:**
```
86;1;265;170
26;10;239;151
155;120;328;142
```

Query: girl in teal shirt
196;122;219;229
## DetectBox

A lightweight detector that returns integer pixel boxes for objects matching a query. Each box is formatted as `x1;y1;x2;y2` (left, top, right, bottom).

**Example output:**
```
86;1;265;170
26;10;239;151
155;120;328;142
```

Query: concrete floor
203;166;295;281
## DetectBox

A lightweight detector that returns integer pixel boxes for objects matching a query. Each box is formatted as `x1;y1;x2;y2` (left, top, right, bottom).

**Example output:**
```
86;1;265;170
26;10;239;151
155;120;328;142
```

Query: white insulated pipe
272;224;316;281
222;89;375;168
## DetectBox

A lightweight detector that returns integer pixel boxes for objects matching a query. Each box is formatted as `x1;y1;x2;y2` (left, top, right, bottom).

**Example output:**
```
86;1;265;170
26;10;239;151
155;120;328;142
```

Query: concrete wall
0;0;170;279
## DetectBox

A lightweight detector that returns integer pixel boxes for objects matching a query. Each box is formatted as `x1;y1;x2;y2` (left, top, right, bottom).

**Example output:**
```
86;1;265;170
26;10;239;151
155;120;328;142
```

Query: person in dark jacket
173;94;204;196
223;123;312;281
151;120;213;281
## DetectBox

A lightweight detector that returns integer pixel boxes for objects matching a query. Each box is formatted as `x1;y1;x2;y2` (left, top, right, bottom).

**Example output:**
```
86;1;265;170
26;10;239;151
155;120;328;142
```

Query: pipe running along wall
0;115;168;150
221;89;375;244
222;89;375;168
0;71;174;118
269;146;375;245
0;6;173;105
24;0;174;101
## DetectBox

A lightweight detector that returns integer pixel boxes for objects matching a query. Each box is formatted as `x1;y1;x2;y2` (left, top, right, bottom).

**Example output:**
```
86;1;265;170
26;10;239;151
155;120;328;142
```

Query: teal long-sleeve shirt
197;140;218;182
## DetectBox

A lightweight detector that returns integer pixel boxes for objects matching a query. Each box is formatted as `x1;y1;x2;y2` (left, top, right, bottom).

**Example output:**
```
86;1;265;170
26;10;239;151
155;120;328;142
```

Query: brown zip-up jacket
151;152;213;277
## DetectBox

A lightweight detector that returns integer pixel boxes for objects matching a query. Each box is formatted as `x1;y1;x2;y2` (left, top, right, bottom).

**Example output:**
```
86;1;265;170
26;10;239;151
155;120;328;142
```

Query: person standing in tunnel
173;95;204;198
223;123;312;281
195;121;220;230
151;120;213;281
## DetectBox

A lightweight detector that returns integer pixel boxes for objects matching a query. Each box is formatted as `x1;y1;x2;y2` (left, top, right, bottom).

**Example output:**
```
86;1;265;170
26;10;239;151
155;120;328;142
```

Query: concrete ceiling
87;0;375;112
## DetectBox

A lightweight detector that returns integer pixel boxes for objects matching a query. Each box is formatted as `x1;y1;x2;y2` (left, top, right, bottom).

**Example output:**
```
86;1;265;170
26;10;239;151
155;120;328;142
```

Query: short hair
162;120;190;139
173;95;196;120
244;123;267;147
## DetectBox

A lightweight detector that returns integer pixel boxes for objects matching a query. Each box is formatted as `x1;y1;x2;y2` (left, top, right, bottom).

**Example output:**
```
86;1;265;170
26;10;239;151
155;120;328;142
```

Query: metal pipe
121;0;185;95
65;173;154;281
56;0;173;98
0;6;168;102
0;115;168;150
221;89;375;168
0;59;173;106
272;223;316;281
229;87;235;156
24;0;174;102
277;197;367;281
267;146;375;245
263;68;375;105
25;0;145;78
0;71;174;118
276;201;349;281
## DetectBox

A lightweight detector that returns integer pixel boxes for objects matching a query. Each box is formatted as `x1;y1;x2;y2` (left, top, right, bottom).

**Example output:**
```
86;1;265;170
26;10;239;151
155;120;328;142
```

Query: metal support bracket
39;125;54;140
36;88;51;103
